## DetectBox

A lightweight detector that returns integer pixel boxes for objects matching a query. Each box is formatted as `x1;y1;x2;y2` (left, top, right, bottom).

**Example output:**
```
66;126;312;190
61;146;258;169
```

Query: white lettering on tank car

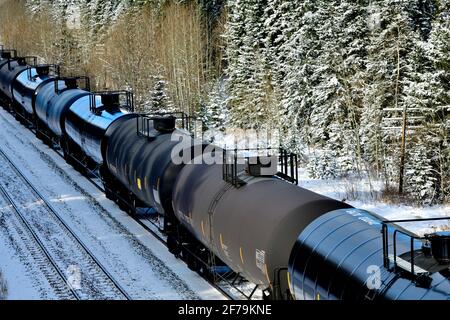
359;216;380;226
347;210;362;216
153;188;161;206
256;249;266;272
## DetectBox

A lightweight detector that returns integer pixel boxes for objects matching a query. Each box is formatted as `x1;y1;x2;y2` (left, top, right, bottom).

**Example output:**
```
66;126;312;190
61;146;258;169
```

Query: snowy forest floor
298;169;450;235
0;105;448;299
0;108;224;300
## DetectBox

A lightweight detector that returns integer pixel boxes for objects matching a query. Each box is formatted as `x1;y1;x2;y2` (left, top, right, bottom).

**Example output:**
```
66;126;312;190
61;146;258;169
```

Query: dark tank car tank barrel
172;158;352;291
2;44;450;301
0;57;28;100
288;208;450;300
34;77;91;137
64;92;134;164
103;114;206;215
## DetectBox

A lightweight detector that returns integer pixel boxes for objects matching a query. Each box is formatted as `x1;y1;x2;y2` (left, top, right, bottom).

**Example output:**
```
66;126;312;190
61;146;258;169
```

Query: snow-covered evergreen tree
200;78;229;130
405;142;438;205
308;149;338;180
418;3;450;202
16;0;450;203
298;1;369;177
270;1;316;154
362;0;417;185
146;79;175;113
224;0;279;130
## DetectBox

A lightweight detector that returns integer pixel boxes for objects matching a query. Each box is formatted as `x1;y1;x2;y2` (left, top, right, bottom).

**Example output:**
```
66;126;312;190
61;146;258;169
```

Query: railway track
0;108;240;300
134;214;256;300
0;146;132;300
0;185;80;300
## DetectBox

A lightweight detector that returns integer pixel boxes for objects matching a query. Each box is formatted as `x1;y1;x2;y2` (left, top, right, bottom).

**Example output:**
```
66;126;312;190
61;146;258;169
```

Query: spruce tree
420;4;450;202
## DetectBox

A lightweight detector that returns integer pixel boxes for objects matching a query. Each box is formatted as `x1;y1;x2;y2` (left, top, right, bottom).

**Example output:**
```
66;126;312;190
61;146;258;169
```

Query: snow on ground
0;224;56;299
0;108;225;300
298;168;450;234
0;103;448;300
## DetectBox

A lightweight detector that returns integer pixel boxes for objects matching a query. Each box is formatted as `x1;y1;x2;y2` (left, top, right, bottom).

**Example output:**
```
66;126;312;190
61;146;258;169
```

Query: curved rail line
0;184;80;300
0;109;236;300
0;146;132;300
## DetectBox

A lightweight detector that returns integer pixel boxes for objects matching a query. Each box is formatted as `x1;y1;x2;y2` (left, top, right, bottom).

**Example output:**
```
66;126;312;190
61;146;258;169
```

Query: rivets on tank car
240;247;244;265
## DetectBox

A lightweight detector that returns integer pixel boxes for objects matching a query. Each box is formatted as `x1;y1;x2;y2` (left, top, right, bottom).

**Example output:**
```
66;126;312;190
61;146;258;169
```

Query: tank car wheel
118;199;129;212
105;188;116;201
183;246;201;272
36;130;45;142
201;266;215;282
167;234;181;256
186;254;200;272
63;150;71;163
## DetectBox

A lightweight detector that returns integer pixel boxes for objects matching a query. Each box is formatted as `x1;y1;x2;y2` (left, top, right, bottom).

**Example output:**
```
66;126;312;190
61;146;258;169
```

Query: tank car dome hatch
425;231;450;264
17;57;28;66
1;52;11;59
35;65;50;76
153;115;176;132
246;156;278;177
100;92;120;109
64;77;79;90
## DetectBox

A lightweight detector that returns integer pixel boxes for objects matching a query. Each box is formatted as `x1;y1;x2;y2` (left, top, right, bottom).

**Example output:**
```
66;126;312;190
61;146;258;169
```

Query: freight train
0;47;449;300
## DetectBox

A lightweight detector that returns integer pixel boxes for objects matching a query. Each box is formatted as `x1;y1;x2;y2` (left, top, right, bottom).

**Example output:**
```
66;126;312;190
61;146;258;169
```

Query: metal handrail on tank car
382;216;450;287
89;90;134;114
3;56;39;70
136;111;200;138
0;48;17;59
21;56;38;67
25;63;59;80
222;147;299;187
53;76;90;94
279;148;299;184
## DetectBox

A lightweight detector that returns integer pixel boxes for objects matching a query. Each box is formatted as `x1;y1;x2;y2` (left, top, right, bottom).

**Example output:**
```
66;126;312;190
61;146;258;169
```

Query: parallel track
0;184;80;300
1;107;238;300
0;146;132;300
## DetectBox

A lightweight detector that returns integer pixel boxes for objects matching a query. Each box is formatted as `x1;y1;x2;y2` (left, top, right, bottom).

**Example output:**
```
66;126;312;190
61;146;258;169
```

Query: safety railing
54;76;90;94
381;216;450;288
222;147;299;188
89;90;134;114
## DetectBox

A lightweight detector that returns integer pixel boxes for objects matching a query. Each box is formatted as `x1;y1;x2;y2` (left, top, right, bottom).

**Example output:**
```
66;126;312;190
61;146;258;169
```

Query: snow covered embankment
0;108;225;300
298;169;450;234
